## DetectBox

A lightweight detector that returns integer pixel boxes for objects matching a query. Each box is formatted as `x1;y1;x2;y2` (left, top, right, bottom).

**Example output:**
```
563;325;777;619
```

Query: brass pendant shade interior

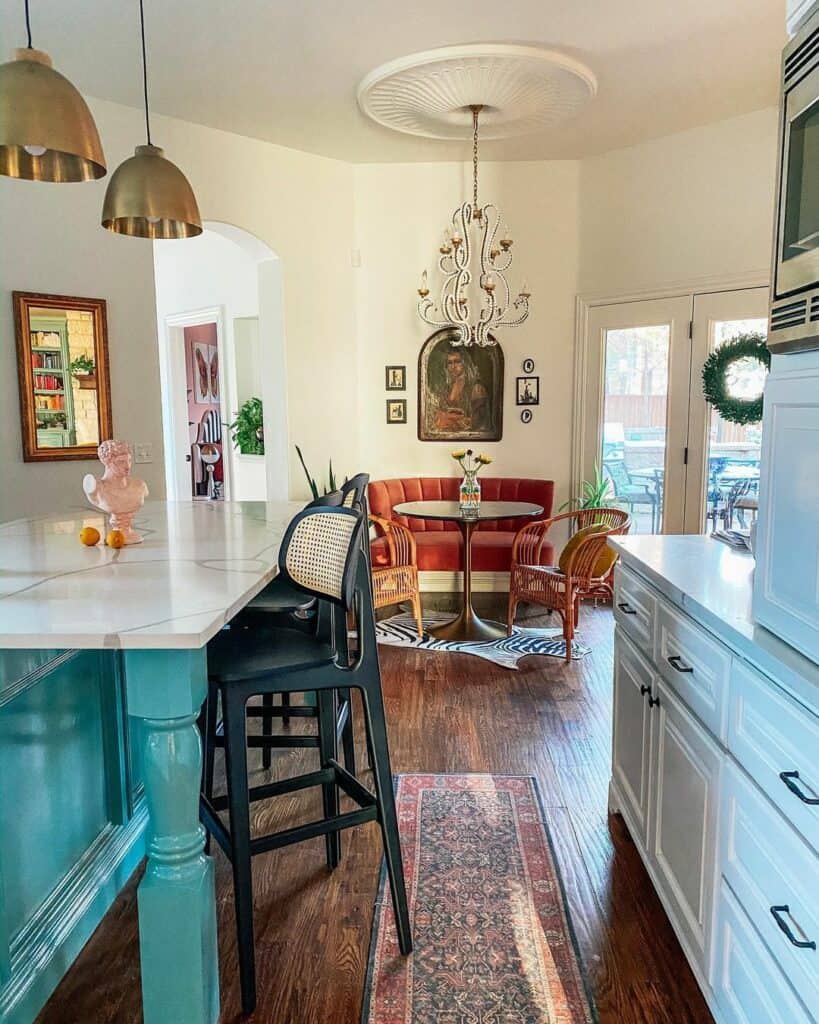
0;48;106;182
101;144;202;239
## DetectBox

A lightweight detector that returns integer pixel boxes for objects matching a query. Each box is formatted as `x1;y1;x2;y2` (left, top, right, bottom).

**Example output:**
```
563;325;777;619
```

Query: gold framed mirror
13;291;113;462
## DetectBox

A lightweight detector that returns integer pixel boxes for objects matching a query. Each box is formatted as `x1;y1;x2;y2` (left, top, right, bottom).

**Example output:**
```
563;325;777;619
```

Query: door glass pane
602;325;670;534
704;318;767;533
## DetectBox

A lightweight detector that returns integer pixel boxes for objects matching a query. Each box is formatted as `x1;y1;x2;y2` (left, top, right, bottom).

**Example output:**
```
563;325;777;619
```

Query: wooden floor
38;604;713;1024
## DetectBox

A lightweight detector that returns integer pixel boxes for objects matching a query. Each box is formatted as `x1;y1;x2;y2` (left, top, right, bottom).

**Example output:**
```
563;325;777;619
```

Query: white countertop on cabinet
0;500;301;650
610;534;819;706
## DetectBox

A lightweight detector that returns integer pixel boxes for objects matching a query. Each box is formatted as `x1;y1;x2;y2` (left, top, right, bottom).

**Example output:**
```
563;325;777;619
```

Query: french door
581;286;768;534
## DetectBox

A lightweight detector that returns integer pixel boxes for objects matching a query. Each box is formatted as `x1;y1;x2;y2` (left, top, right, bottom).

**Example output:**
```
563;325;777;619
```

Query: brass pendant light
0;0;106;181
102;0;201;239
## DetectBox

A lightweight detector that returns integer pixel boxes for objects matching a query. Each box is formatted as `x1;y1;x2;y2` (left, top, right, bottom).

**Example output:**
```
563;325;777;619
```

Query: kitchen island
0;500;299;1024
608;535;818;1024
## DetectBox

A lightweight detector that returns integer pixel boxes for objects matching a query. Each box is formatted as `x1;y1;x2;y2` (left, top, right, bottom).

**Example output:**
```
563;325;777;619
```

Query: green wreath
701;332;770;425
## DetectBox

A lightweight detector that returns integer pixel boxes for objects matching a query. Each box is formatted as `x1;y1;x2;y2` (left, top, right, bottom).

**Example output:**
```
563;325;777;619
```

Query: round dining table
392;500;544;642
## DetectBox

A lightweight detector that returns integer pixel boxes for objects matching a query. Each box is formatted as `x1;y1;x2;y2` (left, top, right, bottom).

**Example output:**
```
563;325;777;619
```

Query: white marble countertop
610;534;819;703
0;500;301;650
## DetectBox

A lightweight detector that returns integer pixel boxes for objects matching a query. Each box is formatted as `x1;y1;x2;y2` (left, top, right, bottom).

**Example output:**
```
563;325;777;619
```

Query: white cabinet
611;556;819;1024
612;631;654;846
753;356;819;663
648;679;722;974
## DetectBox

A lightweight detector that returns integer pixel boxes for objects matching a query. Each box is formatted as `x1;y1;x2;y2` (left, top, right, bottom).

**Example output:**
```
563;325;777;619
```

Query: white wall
0;95;359;521
0;105;166;523
579;108;778;295
353;160;581;510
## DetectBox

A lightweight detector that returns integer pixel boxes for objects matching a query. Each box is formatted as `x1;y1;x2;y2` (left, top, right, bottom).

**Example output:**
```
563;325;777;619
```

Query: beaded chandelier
417;105;530;347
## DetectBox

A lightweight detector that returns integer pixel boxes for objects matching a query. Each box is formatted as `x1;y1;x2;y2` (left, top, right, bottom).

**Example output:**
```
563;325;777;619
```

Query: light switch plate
134;443;153;464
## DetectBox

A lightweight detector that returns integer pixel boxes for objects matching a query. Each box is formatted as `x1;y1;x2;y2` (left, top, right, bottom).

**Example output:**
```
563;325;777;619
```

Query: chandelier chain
472;106;479;213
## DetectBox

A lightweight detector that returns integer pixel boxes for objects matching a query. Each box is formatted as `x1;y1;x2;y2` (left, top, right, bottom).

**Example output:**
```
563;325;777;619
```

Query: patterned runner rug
375;613;591;669
362;774;597;1024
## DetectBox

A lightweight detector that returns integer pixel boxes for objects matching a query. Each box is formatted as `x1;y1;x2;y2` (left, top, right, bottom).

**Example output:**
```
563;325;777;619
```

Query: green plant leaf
227;397;264;454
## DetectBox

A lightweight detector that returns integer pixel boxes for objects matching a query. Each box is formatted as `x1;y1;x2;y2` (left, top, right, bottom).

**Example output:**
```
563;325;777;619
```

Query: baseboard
418;571;509;593
0;801;148;1024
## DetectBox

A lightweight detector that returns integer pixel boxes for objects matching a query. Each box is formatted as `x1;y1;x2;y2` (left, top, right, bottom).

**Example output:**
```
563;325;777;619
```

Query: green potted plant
295;445;340;500
69;354;97;390
228;397;264;455
560;463;614;511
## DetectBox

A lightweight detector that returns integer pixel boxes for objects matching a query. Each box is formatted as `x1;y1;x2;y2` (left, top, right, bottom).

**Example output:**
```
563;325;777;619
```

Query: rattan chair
202;504;412;1014
369;513;423;637
507;507;631;662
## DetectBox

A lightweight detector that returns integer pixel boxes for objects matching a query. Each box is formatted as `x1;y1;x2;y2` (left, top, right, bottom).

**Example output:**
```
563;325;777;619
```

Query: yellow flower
477;454;492;465
451;449;467;460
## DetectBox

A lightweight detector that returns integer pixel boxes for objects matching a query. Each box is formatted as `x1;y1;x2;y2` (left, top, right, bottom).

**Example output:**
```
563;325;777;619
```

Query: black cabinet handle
640;684;651;696
618;601;638;616
648;695;660;708
780;771;819;806
770;905;817;950
667;654;693;674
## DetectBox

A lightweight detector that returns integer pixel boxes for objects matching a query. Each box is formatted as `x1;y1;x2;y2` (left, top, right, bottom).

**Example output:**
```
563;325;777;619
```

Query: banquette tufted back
367;478;554;533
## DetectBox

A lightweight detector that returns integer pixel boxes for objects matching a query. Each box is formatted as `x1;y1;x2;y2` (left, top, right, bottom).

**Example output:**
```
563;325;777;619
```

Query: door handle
617;601;638;616
648;694;660;708
779;771;819;805
770;905;817;950
667;654;693;674
640;684;651;696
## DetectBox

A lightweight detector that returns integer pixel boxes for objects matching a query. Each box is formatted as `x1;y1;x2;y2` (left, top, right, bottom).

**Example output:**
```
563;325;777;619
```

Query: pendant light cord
24;0;32;47
139;0;152;145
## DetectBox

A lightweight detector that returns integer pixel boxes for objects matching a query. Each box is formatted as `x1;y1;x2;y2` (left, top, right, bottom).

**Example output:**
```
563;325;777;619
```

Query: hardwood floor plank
37;604;714;1024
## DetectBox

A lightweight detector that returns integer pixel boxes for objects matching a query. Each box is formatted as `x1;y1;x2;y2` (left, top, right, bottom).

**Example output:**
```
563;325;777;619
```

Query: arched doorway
153;222;288;502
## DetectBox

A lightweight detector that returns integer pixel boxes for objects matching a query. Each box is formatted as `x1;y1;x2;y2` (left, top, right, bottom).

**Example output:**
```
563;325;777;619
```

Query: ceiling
2;0;784;163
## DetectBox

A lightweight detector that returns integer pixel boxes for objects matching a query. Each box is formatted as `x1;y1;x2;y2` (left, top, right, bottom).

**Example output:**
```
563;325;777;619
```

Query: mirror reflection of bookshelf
30;318;76;448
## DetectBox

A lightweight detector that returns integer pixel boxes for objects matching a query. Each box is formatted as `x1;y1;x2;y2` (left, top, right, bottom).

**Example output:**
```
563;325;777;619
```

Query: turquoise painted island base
0;647;219;1024
0;648;147;1024
124;649;219;1024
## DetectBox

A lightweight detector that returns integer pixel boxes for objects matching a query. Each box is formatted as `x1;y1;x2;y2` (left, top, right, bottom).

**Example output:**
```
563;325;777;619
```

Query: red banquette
368;477;555;573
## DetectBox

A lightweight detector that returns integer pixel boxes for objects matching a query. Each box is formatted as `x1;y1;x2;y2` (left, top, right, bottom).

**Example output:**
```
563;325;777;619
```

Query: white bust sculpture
83;440;149;545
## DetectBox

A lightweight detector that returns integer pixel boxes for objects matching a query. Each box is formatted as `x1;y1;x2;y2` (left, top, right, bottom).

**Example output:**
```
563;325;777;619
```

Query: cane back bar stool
233;474;370;773
507;507;631;662
369;513;424;637
201;505;412;1014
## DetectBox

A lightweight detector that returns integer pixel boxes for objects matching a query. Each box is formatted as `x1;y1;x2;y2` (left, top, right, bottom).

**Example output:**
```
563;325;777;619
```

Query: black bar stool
200;504;411;1015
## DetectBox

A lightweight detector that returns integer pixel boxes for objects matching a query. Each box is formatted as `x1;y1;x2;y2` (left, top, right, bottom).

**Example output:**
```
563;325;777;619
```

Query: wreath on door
701;332;770;425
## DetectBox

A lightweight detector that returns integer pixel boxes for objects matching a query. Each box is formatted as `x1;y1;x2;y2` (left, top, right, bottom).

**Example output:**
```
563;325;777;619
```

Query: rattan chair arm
368;513;417;568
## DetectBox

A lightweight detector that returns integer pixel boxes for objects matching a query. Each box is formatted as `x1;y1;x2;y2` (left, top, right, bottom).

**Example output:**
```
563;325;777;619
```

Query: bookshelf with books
30;318;76;447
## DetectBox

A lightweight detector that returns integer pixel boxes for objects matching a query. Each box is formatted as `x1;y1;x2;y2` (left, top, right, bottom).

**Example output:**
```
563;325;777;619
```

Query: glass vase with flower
452;449;492;514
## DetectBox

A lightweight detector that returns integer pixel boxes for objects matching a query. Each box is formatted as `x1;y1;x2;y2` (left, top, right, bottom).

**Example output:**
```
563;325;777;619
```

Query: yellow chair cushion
557;523;617;578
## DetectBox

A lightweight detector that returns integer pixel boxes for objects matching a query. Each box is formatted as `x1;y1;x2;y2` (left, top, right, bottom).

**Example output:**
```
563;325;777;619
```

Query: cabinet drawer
728;659;819;854
613;564;656;656
713;882;814;1024
721;760;819;1014
655;598;731;739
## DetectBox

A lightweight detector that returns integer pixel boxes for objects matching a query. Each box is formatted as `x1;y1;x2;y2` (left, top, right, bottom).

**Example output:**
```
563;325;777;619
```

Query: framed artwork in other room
385;365;406;391
418;326;503;442
516;376;539;406
386;398;407;424
522;358;535;373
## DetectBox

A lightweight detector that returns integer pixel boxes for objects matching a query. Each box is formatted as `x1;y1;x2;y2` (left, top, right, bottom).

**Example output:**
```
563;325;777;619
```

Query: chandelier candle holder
452;448;492;513
417;105;531;347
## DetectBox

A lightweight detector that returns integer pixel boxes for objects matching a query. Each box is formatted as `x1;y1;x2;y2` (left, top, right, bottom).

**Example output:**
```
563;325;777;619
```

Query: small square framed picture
516;376;540;406
386;398;407;424
385;365;406;391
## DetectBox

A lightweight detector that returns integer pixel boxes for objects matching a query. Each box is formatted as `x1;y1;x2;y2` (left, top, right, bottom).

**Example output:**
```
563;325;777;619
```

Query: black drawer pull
770;905;817;950
780;771;819;806
618;601;638;616
648;695;660;708
640;684;651;696
667;654;693;674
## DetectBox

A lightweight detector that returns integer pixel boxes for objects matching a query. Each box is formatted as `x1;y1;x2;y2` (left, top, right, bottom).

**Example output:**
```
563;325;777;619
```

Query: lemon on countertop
106;530;126;549
79;526;101;546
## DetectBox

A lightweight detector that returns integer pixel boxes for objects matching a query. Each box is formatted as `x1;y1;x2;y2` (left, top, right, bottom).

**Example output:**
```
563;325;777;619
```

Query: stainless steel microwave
770;5;819;352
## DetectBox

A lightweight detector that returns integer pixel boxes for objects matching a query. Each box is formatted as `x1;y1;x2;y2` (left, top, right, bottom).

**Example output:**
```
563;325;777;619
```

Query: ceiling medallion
358;44;596;348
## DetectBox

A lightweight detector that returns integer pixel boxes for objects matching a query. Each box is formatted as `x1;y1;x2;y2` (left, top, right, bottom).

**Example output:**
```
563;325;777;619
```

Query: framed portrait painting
418;327;503;441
